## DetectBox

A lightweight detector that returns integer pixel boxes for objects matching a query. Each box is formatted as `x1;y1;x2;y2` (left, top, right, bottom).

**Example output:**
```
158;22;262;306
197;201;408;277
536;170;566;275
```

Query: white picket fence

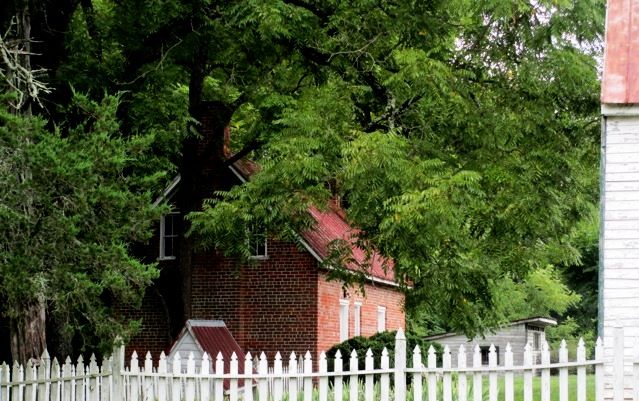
0;328;617;401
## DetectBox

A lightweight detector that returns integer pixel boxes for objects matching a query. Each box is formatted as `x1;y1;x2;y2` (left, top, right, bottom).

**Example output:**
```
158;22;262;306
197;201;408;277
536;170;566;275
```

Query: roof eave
230;164;402;287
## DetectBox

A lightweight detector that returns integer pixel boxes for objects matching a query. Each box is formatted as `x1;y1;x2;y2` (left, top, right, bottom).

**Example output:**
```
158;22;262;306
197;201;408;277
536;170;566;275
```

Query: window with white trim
377;306;386;333
248;225;268;259
353;302;362;337
339;299;349;342
159;211;179;260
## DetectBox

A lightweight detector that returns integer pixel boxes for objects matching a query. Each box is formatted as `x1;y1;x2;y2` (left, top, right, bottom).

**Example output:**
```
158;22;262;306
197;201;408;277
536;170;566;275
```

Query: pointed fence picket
504;344;514;401
318;352;328;401
472;344;482;401
349;350;358;401
457;345;467;401
380;348;389;401
303;352;312;401
412;346;422;401
334;350;343;401
427;346;437;401
442;346;452;401
0;328;627;401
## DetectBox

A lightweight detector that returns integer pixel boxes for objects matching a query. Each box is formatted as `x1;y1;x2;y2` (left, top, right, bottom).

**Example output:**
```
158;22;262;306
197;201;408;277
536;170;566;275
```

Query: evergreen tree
0;93;162;362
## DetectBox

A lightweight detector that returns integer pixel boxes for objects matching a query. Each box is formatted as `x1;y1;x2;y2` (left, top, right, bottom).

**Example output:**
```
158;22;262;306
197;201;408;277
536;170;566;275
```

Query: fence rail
0;329;617;401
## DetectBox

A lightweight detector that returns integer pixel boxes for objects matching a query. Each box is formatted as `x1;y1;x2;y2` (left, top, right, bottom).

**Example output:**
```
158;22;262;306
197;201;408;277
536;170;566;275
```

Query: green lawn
295;374;596;401
413;374;596;401
509;374;595;401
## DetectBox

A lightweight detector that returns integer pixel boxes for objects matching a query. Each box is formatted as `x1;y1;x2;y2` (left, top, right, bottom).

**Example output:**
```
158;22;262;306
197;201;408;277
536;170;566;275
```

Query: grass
509;374;595;401
413;374;596;401
279;374;596;401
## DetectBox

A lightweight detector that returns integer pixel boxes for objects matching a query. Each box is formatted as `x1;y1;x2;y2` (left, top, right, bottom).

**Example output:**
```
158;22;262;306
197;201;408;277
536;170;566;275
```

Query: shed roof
601;0;639;104
424;316;558;341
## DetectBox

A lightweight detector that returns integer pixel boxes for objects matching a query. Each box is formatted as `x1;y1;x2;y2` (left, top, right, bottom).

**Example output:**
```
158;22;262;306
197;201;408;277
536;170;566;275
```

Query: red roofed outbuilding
168;320;248;390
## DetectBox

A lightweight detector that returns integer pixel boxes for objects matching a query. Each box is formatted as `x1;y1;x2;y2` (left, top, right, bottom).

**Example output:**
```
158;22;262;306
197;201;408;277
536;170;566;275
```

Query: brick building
124;109;405;361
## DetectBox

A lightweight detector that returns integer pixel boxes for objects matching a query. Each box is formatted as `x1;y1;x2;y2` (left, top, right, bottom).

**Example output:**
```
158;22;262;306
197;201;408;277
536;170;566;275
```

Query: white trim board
602;104;639;116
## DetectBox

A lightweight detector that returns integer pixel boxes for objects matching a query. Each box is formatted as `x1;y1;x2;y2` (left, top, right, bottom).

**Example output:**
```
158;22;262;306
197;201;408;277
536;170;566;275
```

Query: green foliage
557;207;599;333
186;0;603;336
493;266;581;322
546;317;597;360
326;331;442;371
1;0;604;346
0;92;162;355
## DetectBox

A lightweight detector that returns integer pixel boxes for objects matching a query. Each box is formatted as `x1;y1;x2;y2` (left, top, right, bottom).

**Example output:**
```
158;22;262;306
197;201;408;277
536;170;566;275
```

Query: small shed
424;316;557;367
168;320;247;389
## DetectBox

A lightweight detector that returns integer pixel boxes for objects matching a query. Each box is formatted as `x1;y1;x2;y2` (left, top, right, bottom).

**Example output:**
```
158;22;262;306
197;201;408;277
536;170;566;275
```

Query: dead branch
0;18;51;112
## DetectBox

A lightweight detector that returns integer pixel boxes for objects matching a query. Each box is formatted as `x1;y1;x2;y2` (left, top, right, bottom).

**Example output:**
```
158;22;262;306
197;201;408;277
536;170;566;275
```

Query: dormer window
160;211;179;260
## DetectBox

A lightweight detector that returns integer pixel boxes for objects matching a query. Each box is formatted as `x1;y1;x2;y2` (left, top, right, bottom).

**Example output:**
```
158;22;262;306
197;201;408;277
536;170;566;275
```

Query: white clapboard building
600;0;639;399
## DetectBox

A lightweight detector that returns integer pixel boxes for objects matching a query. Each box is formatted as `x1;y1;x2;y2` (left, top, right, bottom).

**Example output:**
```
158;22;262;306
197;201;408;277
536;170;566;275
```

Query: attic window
248;225;268;260
160;211;179;260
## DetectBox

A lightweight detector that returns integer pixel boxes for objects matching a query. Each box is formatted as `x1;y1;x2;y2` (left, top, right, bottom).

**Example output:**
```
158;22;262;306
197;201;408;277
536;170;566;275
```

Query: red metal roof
189;325;246;372
184;321;249;390
230;161;397;284
301;206;395;282
601;0;639;103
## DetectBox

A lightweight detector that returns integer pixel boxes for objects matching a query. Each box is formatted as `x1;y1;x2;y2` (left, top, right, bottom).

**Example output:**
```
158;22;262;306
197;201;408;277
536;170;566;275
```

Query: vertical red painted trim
602;0;639;104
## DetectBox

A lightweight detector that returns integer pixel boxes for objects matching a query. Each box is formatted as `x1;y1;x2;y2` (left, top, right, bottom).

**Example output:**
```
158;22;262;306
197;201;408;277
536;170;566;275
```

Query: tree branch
224;139;265;167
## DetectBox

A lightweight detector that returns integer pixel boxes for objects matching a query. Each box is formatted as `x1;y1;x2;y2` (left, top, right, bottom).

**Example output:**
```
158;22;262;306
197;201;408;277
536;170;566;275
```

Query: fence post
596;338;604;401
633;340;639;401
614;326;624;401
394;328;407;401
111;339;125;401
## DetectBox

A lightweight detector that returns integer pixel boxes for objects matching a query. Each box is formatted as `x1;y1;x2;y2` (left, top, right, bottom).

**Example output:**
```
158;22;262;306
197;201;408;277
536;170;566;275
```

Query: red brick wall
190;252;241;336
122;285;172;359
121;224;183;361
317;272;405;354
125;237;405;362
190;239;319;360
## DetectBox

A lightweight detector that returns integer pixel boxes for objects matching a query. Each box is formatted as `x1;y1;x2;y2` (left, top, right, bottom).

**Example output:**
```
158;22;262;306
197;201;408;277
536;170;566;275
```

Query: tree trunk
5;4;47;365
9;297;46;364
177;45;234;321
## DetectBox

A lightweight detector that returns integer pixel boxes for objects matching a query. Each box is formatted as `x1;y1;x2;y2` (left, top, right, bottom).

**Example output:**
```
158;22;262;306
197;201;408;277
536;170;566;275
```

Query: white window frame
159;211;179;260
353;302;362;337
339;299;350;342
532;332;541;351
377;306;386;333
248;226;268;260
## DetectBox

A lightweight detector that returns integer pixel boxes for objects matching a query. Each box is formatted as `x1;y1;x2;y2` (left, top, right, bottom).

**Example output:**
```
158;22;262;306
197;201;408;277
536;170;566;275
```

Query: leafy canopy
0;0;604;344
185;0;603;336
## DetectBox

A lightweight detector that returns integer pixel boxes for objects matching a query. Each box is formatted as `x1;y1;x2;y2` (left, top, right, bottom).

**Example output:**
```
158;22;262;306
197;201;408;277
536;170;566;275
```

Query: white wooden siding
427;323;539;367
169;332;204;371
601;110;639;401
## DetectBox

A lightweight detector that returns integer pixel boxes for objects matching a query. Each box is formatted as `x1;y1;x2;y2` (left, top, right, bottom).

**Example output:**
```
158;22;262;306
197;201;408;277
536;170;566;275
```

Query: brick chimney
195;101;233;162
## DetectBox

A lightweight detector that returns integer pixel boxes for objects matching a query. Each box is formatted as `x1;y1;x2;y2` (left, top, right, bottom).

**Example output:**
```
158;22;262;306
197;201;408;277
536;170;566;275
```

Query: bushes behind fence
325;330;442;372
